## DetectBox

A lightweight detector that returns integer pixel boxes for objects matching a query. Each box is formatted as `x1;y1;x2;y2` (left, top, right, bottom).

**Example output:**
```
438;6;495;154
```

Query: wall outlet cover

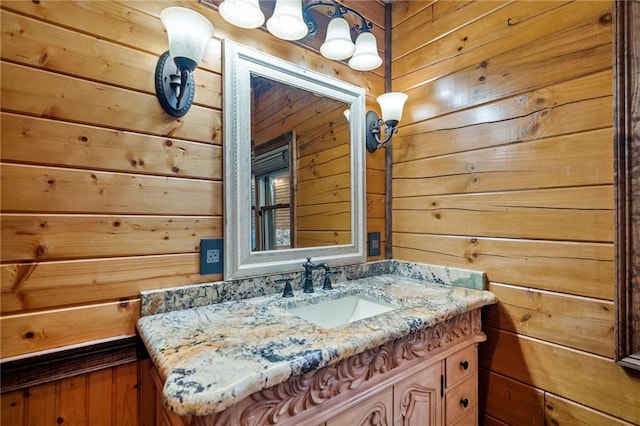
368;232;381;257
200;238;224;274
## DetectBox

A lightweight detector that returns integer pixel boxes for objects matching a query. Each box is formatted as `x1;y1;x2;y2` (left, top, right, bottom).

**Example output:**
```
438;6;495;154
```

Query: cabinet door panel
394;362;442;426
327;387;393;426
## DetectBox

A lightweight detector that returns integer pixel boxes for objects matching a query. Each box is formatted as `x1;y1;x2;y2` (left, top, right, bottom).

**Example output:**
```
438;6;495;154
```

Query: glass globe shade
219;0;265;29
377;92;408;122
161;7;214;70
266;0;308;41
348;32;382;71
320;17;355;60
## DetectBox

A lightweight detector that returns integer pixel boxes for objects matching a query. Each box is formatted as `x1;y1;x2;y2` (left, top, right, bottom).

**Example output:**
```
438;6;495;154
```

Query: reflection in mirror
224;40;366;280
250;74;352;252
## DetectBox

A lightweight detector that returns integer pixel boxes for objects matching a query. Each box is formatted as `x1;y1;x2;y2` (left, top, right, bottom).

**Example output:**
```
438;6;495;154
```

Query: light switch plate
200;238;224;274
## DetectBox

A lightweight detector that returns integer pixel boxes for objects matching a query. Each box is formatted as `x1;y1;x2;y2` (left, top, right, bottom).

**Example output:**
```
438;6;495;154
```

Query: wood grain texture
1;113;223;179
484;283;615;358
0;254;214;314
392;234;613;300
480;328;640;424
614;0;640;368
0;362;143;426
393;186;613;242
1;299;139;358
1;164;223;216
478;370;545;426
545;392;636;426
391;0;640;423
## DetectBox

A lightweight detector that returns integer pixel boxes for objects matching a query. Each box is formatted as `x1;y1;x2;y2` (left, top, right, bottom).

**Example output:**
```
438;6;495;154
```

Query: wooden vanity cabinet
155;309;484;426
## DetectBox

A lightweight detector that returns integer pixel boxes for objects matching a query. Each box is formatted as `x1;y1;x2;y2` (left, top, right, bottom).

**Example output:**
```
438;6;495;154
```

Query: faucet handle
275;277;294;298
322;270;338;290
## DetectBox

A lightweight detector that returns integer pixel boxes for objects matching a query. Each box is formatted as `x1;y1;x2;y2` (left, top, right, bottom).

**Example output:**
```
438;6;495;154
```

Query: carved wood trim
357;401;390;426
217;310;483;426
614;0;640;370
0;336;140;393
399;384;434;424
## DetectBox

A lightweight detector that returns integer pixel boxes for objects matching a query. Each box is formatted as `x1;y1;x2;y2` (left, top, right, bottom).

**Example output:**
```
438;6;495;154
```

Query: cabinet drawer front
445;375;476;425
448;407;476;426
446;345;476;387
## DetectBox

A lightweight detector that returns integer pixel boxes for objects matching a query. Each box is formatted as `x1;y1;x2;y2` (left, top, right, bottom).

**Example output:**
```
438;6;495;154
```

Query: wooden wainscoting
1;360;157;426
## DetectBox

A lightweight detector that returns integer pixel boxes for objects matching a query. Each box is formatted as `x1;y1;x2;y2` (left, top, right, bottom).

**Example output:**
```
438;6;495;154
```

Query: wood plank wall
391;0;640;424
0;0;385;424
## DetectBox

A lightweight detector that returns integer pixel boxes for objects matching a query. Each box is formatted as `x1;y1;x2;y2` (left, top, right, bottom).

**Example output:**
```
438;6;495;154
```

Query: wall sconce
155;7;214;117
217;0;382;71
366;92;408;153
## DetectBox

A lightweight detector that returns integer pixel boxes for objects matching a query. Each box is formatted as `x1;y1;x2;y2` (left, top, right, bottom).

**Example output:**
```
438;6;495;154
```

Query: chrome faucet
302;257;334;293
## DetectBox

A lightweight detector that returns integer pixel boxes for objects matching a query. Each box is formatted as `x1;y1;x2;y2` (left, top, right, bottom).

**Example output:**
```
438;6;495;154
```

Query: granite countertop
137;266;496;417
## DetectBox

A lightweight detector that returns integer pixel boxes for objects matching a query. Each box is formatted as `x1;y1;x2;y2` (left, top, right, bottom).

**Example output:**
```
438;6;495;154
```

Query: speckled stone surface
140;260;486;316
137;267;495;417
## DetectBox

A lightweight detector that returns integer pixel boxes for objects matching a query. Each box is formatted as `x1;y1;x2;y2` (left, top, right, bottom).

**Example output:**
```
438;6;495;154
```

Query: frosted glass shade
377;92;408;122
219;0;265;29
320;17;355;60
348;32;382;71
266;0;308;41
161;7;214;70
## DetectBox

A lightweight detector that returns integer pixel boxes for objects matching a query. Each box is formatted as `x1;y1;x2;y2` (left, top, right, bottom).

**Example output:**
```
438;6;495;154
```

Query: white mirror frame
223;40;366;280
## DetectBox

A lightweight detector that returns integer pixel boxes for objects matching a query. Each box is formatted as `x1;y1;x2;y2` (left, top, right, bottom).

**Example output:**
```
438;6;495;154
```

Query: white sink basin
287;294;400;329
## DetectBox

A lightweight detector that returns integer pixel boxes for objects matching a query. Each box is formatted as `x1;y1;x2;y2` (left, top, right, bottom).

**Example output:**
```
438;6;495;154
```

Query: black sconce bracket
366;110;398;152
155;51;196;117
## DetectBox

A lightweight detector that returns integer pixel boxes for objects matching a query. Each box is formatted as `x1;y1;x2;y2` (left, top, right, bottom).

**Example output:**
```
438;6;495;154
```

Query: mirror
223;40;366;280
250;75;352;252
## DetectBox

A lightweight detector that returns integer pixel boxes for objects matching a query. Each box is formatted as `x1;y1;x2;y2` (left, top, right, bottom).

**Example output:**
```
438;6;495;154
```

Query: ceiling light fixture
217;0;382;71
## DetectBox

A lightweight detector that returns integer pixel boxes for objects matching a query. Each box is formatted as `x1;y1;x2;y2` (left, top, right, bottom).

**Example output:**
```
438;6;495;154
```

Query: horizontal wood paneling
1;61;221;144
393;1;611;90
1;113;223;180
400;26;611;125
392;1;506;62
544;392;636;426
1;215;222;262
392;235;614;300
478;369;545;426
1;254;214;314
391;0;640;423
394;70;613;161
1;163;223;216
393;129;613;196
484;283;615;358
1;300;139;359
1;9;222;109
393;186;613;242
480;328;640;424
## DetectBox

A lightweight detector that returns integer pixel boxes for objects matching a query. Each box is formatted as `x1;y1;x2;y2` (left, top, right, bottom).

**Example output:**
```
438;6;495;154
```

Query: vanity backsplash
140;260;485;317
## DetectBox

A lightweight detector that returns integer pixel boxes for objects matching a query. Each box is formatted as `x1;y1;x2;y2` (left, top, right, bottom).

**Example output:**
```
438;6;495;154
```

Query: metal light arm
366;110;399;152
303;0;373;36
